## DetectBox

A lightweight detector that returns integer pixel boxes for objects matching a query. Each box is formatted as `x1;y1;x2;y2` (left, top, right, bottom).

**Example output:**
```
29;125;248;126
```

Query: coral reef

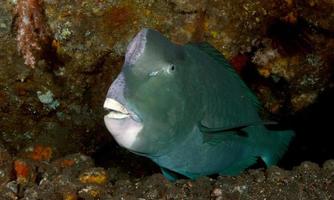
14;0;52;68
0;144;334;199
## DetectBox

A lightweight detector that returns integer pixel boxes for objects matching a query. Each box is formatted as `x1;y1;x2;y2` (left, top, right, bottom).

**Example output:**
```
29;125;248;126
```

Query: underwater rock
14;0;52;68
297;0;334;32
0;149;333;199
36;90;60;110
323;160;334;171
0;145;12;185
78;167;109;185
169;0;208;12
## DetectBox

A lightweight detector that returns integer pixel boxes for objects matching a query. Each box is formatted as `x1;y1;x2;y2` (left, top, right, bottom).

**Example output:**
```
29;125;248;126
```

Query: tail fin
260;130;295;166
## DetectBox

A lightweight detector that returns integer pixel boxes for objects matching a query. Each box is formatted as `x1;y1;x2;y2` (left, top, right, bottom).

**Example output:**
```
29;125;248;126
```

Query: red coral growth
102;6;133;30
15;0;51;68
14;159;30;183
29;144;53;161
230;54;249;73
59;159;75;168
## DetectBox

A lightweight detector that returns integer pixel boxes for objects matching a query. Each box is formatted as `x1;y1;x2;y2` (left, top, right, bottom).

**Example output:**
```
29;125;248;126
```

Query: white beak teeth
103;98;130;119
106;111;129;119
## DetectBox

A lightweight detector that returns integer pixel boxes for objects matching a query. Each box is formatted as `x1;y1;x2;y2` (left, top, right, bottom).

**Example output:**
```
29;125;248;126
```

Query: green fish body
103;28;294;181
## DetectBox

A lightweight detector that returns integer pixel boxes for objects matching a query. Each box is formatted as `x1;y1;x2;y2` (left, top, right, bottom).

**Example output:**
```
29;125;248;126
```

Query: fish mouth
103;98;141;121
103;98;143;149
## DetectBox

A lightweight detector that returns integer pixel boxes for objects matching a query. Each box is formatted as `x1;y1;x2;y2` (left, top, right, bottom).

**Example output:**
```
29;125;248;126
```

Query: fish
103;28;294;181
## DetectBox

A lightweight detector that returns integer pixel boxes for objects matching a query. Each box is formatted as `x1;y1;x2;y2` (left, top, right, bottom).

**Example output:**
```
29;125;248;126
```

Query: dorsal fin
189;42;234;70
189;42;261;109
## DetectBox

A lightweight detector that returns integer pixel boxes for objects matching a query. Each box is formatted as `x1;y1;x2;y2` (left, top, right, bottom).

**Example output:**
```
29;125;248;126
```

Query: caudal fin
261;130;295;166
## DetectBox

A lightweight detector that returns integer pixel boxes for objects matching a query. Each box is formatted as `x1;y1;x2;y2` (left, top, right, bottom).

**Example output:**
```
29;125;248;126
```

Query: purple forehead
107;73;126;103
124;29;148;66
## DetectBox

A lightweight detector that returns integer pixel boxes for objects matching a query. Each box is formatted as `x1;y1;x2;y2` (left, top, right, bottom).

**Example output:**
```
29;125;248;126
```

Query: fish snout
103;98;144;149
103;98;130;119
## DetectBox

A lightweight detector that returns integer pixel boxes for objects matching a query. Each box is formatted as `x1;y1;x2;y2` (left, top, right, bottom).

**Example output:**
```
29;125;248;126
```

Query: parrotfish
103;28;294;181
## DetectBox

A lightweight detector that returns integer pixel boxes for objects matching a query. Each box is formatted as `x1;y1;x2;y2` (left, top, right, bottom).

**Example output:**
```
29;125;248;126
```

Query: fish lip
103;98;141;122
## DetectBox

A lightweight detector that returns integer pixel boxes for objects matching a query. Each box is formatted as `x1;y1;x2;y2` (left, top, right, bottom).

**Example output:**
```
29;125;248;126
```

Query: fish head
104;28;192;155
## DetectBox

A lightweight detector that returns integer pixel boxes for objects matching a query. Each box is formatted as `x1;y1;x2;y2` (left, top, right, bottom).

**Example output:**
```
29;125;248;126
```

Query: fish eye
166;64;176;74
169;64;175;72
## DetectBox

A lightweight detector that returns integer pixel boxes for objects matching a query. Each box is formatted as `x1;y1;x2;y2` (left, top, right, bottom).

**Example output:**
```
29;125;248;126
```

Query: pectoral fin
161;167;179;181
200;129;249;145
199;121;260;133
